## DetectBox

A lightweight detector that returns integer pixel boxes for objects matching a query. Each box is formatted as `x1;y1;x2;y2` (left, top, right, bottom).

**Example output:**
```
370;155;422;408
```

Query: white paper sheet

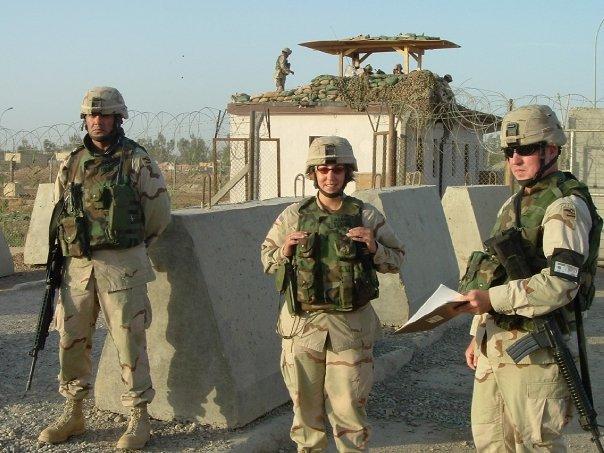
395;284;466;334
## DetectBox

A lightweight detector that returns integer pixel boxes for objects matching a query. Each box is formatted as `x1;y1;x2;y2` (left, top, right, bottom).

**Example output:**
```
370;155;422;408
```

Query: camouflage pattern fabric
294;196;379;312
52;132;171;406
281;336;375;452
274;54;293;91
472;349;571;452
466;172;593;451
56;133;169;254
55;271;154;407
261;195;404;451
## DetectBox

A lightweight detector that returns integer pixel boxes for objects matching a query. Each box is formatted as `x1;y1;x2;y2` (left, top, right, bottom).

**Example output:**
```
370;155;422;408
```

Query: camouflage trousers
54;272;154;407
472;353;572;452
281;338;374;452
274;74;286;91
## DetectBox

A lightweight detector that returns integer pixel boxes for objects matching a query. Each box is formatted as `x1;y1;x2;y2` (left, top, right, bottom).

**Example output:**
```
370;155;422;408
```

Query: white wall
229;112;488;201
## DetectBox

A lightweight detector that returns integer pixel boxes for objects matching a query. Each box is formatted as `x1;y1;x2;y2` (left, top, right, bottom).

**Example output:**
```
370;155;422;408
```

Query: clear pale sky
1;0;603;131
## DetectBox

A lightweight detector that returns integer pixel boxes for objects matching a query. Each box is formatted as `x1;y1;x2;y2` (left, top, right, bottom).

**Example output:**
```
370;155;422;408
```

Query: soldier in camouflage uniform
261;136;404;452
274;47;294;92
38;87;171;450
457;105;602;452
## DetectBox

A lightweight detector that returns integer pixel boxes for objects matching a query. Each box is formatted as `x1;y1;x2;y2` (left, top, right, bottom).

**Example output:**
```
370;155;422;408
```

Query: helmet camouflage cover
500;104;566;149
306;136;358;173
80;86;128;119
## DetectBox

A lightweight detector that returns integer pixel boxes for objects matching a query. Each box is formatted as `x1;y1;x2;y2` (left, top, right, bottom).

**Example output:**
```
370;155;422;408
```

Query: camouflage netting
231;70;456;119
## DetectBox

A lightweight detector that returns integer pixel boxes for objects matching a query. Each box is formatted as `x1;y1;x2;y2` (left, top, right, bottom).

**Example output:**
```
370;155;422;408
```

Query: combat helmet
305;136;358;174
282;47;292;55
500;105;566;149
501;105;566;186
80;86;128;119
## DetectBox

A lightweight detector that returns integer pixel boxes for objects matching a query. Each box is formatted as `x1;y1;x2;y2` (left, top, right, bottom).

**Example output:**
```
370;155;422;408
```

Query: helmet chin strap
84;116;122;146
318;188;344;198
517;146;560;188
313;178;346;198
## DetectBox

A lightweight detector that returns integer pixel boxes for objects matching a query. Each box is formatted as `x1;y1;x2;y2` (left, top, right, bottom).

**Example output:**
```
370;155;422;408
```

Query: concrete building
567;107;604;263
225;34;498;202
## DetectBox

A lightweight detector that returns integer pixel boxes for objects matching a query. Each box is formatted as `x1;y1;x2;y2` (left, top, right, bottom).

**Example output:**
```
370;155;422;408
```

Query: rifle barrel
25;352;38;393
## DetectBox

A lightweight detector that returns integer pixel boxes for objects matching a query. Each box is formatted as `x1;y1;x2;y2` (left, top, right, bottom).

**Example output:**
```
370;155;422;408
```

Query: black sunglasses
502;143;545;159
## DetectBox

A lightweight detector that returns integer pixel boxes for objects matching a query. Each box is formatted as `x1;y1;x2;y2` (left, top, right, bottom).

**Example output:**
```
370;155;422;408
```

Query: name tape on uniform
554;261;579;278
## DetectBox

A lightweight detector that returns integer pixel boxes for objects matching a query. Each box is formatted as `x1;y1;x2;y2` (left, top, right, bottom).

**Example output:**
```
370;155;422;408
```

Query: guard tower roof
299;33;460;76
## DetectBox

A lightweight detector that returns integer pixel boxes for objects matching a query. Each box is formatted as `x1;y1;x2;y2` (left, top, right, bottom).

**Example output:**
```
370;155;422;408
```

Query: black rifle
486;227;604;452
25;198;65;392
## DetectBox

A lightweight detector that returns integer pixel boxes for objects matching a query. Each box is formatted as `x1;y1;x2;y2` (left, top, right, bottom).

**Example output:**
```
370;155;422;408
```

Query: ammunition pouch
280;196;380;313
459;250;505;292
58;216;89;258
106;183;145;249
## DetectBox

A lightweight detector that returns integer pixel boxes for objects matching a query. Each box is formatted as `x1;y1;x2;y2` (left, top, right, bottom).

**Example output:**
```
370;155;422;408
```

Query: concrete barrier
95;198;298;428
0;229;14;277
354;186;459;325
442;185;511;275
94;187;460;426
24;183;55;265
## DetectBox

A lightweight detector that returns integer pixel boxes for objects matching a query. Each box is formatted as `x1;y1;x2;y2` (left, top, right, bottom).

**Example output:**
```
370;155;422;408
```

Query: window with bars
433;139;438;177
451;141;456;176
464;144;469;175
417;137;424;172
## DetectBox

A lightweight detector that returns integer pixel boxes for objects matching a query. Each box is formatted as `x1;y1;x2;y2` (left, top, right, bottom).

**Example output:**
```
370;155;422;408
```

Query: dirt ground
1;264;603;452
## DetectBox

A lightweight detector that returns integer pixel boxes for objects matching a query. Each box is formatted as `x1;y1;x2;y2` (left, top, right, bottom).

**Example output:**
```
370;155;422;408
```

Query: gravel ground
2;268;603;452
369;324;473;430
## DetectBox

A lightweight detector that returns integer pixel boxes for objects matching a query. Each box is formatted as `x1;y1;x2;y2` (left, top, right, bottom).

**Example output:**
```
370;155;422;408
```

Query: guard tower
299;33;459;76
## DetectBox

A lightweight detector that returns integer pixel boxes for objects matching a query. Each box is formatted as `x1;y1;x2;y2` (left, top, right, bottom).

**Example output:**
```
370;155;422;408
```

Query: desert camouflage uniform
261;195;404;452
53;132;171;407
274;54;293;92
469;179;592;452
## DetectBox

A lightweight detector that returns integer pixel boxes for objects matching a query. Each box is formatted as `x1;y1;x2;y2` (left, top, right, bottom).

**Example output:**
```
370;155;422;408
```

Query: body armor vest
463;171;602;330
58;137;145;257
293;196;379;312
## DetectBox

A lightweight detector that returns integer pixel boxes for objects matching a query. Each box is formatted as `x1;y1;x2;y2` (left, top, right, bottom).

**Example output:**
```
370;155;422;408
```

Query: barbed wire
0;89;595;154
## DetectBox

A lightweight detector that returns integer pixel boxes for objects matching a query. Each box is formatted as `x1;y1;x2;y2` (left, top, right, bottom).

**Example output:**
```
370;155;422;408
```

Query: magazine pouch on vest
58;182;90;258
459;250;505;293
293;196;379;312
58;140;145;257
107;182;145;248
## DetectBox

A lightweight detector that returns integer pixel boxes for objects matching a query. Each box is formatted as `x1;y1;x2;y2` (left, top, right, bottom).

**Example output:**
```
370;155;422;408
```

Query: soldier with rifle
32;87;171;449
457;105;603;452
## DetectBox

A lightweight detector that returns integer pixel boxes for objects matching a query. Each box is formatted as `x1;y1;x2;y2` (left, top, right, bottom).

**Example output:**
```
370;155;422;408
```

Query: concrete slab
442;185;510;275
23;183;55;265
95;198;299;428
0;229;14;277
354;186;459;325
3;182;24;197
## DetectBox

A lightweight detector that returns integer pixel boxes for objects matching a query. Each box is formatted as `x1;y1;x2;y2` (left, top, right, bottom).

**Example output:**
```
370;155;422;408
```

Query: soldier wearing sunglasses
457;105;602;452
261;136;404;452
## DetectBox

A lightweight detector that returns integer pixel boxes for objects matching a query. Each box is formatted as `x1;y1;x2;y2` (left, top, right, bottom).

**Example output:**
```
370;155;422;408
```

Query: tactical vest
461;171;602;330
292;196;379;312
57;137;146;257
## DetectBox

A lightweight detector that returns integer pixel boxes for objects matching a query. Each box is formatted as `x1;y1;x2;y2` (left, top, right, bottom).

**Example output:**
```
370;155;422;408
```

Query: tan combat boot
116;404;151;450
38;399;85;444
